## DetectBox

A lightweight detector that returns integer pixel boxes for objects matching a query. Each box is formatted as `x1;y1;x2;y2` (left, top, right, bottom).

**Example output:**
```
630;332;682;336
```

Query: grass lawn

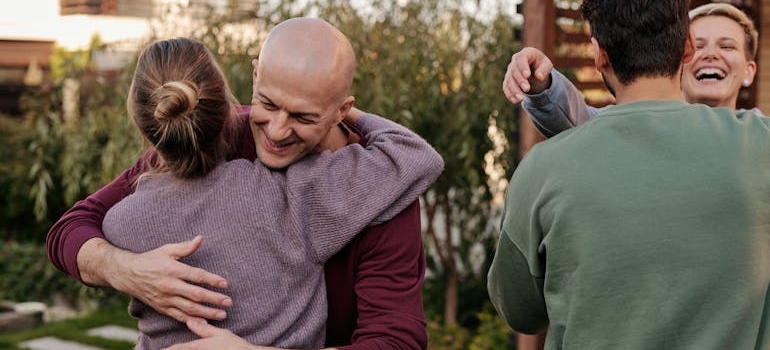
0;303;137;350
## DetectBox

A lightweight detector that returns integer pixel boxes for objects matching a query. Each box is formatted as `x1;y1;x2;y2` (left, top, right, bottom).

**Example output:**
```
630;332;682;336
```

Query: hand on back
162;320;277;350
107;235;233;322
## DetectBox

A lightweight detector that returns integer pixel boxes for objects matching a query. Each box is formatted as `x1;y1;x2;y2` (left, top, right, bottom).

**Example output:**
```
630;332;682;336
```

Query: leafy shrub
0;241;122;309
0;115;52;243
427;320;470;349
466;308;516;350
0;43;144;244
427;307;515;349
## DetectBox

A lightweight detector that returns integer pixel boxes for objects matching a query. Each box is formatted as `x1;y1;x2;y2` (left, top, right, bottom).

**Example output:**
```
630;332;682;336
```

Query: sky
0;0;520;50
0;0;150;49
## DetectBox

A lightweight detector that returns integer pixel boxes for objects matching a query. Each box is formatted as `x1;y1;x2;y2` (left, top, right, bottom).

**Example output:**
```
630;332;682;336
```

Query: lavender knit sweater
102;114;443;349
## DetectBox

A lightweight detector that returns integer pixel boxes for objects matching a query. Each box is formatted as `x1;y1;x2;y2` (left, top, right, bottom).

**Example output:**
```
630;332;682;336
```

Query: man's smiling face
249;58;343;170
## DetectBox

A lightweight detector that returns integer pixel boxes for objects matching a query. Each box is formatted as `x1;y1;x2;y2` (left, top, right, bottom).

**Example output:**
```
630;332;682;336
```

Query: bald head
258;17;356;103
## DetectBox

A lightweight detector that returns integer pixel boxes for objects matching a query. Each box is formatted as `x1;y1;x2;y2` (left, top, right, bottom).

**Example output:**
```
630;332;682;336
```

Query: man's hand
78;236;232;322
162;319;341;350
502;47;554;104
163;320;268;350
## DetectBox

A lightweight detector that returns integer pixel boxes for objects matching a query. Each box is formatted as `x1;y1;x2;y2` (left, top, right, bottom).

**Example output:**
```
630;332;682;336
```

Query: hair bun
153;80;200;121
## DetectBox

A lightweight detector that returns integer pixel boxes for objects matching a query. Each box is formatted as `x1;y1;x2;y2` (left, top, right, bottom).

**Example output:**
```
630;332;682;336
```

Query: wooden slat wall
552;5;614;107
518;0;612;160
60;0;116;15
60;0;153;17
758;0;770;113
518;0;554;159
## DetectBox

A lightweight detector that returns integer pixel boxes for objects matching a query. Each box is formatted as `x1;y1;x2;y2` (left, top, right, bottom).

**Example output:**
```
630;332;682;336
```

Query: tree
20;36;142;241
315;0;521;326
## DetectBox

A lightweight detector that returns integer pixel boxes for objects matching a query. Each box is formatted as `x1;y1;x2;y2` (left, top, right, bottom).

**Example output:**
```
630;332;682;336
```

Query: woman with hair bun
126;38;239;178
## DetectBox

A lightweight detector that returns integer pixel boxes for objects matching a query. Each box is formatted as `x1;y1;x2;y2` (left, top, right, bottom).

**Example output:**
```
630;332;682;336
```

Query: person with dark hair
503;4;766;350
487;1;770;349
47;18;441;350
503;2;762;138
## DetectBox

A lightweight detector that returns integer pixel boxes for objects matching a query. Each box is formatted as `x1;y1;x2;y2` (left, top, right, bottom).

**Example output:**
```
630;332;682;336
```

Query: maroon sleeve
326;200;428;350
45;152;153;282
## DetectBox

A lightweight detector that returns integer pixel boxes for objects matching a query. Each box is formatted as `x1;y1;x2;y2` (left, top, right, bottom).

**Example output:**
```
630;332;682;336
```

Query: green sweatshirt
488;100;770;350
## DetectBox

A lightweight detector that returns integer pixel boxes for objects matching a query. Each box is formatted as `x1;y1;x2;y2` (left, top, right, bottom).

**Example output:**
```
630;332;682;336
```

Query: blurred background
0;0;764;349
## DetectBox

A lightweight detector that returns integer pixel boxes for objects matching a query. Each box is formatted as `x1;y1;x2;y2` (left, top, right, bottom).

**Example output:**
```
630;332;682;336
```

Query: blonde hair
689;3;758;60
128;37;239;178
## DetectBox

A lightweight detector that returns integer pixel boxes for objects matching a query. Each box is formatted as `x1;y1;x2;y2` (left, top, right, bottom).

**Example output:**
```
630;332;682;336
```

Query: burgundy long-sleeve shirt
45;108;428;350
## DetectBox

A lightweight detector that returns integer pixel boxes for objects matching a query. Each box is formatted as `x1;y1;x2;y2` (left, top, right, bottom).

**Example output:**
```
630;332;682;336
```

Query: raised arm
286;113;443;261
522;70;601;138
296;112;443;225
503;47;602;138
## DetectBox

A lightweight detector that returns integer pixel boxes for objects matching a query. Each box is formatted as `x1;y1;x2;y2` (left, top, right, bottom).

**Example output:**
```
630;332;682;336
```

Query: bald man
250;17;358;170
46;17;430;350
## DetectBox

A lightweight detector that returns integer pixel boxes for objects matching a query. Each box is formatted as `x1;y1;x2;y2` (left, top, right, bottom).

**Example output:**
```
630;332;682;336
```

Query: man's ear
336;96;355;124
591;37;610;73
252;59;259;81
682;32;695;64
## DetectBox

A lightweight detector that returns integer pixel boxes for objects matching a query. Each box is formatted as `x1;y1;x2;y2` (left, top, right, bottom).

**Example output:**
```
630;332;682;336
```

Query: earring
743;79;751;87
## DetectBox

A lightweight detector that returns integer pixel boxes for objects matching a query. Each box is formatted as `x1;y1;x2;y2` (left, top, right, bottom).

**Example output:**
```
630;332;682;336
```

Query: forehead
692;16;744;41
254;67;332;114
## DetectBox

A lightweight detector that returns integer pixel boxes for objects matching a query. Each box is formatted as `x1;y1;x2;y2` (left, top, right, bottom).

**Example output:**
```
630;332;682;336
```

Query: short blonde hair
689;3;758;60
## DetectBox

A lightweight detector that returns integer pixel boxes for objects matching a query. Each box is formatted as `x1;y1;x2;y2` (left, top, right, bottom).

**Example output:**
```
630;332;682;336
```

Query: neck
317;124;349;151
684;95;737;110
613;76;683;105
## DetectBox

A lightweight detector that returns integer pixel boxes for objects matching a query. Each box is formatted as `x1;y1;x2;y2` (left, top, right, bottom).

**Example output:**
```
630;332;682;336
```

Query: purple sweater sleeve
287;113;444;262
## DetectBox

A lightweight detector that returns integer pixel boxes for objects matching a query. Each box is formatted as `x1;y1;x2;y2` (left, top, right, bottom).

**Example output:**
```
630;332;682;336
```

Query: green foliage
466;307;516;350
0;115;53;242
0;241;123;307
0;40;143;309
313;0;520;326
423;252;495;325
142;1;305;105
427;307;514;349
3;41;143;243
428;320;470;349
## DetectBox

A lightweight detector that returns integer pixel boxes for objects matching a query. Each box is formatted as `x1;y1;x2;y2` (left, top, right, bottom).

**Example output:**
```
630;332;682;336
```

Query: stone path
19;325;139;350
86;325;140;342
